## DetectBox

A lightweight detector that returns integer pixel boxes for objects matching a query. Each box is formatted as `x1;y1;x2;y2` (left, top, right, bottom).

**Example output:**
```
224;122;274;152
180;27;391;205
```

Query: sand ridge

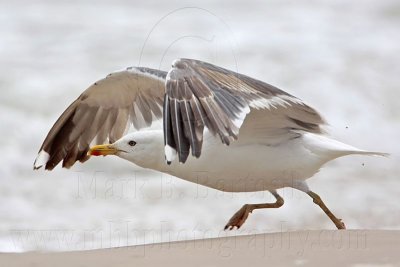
1;230;399;267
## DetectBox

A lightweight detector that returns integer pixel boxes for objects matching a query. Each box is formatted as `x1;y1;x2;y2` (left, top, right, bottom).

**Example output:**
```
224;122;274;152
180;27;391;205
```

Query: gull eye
128;140;136;146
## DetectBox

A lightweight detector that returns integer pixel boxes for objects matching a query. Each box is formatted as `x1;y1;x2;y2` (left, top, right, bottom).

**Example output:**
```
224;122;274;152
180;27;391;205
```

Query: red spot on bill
91;151;101;156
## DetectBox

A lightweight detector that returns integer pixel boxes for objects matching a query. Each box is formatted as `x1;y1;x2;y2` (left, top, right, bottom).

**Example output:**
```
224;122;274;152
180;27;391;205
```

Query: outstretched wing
163;58;325;163
34;67;166;170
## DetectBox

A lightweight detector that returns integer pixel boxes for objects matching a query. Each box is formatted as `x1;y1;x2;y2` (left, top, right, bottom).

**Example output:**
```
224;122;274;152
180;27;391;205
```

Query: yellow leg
224;190;284;230
307;191;346;230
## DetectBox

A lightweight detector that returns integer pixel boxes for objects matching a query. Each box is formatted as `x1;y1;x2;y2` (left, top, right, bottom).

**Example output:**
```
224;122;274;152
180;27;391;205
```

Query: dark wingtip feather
33;165;42;171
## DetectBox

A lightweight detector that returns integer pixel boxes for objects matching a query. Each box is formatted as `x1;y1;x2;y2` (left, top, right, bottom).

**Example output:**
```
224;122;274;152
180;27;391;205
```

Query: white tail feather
344;151;389;157
302;132;389;159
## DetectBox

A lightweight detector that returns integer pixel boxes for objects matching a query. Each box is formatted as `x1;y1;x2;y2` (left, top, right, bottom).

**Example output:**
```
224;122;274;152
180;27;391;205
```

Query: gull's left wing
163;58;325;163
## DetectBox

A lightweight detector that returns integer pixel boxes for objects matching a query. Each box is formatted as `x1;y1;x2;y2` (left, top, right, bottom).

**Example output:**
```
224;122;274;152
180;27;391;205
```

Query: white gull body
113;129;384;193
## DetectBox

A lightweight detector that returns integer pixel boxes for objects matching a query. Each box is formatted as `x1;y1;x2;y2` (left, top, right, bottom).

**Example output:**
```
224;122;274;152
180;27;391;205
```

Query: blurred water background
0;0;399;252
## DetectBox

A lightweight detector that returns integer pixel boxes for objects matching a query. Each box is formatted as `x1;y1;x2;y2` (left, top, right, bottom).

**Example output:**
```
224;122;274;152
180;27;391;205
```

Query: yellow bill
88;144;118;156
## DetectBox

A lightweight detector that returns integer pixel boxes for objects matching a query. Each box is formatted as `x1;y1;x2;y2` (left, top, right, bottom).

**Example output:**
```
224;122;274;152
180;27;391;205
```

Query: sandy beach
1;230;399;267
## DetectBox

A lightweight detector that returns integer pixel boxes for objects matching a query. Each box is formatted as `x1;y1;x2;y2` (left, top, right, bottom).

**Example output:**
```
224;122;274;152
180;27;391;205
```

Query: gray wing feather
34;67;167;170
164;58;325;163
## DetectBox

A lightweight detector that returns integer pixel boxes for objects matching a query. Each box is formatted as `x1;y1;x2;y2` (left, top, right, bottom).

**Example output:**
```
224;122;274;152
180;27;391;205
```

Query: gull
34;58;387;230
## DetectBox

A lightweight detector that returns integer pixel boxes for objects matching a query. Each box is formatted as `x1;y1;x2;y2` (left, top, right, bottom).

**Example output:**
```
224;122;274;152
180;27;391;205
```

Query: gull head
88;130;164;167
